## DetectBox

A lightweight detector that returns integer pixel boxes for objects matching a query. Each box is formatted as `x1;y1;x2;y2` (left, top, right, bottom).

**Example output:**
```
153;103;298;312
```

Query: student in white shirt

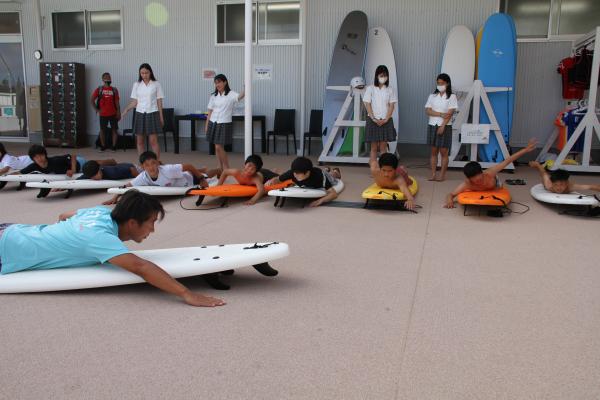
121;63;165;158
103;151;220;205
424;73;458;182
204;74;245;170
363;65;398;162
0;142;32;175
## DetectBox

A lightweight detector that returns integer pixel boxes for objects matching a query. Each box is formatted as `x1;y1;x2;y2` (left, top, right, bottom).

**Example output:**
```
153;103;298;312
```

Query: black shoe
220;269;235;276
202;273;230;290
253;262;278;277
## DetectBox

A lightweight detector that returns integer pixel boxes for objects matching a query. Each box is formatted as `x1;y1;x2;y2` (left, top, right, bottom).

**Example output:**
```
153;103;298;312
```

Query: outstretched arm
396;177;415;211
217;168;235;186
572;183;600;192
444;181;469;208
246;175;265;205
108;253;225;307
487;138;538;175
529;161;552;190
309;187;338;207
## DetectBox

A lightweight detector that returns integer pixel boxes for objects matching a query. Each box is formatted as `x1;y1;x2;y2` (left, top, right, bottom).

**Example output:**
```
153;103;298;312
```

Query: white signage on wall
253;65;273;80
202;68;217;81
460;124;490;144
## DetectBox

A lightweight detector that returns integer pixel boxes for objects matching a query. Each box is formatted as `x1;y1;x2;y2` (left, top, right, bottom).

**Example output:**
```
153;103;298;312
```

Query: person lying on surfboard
103;151;220;205
0;190;225;307
79;161;140;181
444;138;537;208
369;152;415;211
265;156;342;207
529;161;600;194
0;142;33;175
216;154;279;205
20;144;116;178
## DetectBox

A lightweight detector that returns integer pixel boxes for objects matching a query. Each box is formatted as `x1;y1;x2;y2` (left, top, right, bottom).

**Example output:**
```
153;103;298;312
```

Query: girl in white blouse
121;63;165;158
363;65;398;162
204;74;245;170
424;73;457;181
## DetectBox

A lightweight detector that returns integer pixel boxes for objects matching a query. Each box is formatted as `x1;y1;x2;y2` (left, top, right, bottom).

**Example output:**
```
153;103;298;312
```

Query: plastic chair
267;109;296;155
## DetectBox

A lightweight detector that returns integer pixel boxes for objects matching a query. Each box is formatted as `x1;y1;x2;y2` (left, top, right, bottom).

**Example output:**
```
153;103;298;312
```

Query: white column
244;0;253;158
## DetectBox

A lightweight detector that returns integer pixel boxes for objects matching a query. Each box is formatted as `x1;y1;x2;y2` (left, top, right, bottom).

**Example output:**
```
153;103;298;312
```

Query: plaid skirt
206;121;233;145
365;118;396;143
133;111;163;135
427;124;452;149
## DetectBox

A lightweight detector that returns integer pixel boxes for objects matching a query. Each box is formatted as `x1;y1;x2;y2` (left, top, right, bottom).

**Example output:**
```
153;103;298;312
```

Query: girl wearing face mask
205;74;245;170
424;73;457;181
363;65;398;161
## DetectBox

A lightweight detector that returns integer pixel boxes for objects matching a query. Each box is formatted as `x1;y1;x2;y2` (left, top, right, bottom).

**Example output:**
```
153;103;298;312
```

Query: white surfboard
0;242;290;293
26;179;130;190
364;27;399;153
108;186;193;196
530;183;600;206
268;180;345;199
0;172;82;183
441;25;475;92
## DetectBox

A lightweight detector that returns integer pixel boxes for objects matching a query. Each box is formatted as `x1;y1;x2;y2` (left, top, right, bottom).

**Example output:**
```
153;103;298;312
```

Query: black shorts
99;116;119;132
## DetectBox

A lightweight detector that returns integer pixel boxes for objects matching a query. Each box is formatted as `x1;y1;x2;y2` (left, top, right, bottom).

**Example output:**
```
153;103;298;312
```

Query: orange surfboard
187;180;292;198
457;187;511;206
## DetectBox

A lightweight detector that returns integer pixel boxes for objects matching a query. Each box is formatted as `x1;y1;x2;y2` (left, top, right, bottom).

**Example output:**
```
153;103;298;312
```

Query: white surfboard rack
536;26;600;173
447;80;515;170
319;84;369;164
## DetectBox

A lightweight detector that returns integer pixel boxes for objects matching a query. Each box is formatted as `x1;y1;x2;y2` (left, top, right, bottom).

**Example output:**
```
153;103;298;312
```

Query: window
0;12;21;34
216;1;301;45
501;0;600;39
87;10;122;47
52;10;122;49
52;12;85;48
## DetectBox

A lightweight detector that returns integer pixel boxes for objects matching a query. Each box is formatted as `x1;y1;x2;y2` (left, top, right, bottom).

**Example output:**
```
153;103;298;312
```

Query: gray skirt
427;124;452;149
365;118;396;143
206;121;233;145
133;111;163;135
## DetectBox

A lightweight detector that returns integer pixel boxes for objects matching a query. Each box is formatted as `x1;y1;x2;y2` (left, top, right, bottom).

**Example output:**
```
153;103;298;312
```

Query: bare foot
428;176;437;181
436;176;446;182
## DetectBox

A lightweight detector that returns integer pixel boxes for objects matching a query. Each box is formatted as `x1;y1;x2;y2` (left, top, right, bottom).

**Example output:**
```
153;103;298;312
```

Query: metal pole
244;0;253;158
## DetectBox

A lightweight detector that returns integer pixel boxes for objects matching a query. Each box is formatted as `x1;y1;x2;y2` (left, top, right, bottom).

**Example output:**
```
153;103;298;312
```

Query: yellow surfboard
475;26;483;78
362;176;418;201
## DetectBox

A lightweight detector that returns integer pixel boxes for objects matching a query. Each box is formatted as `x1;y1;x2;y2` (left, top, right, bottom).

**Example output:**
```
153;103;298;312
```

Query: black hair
434;73;453;99
374;65;390;87
291;157;313;173
28;144;47;159
463;161;483;178
550;169;570;182
245;154;263;171
138;63;157;82
82;160;100;178
0;142;6;158
139;151;158;164
212;74;231;96
102;72;111;79
378;152;399;169
111;190;165;225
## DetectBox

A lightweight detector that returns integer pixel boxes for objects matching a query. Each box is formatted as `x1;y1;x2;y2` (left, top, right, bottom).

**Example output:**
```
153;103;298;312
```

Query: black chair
121;108;136;151
267;109;296;155
303;109;323;156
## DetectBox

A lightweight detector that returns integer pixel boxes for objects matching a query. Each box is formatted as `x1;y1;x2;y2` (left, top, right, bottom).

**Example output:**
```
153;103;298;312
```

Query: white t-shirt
425;93;458;126
130;80;165;113
363;85;398;120
0;154;33;171
207;91;240;124
131;164;193;187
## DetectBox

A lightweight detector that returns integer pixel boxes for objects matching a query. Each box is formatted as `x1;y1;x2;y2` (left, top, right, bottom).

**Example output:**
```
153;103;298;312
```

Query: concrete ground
0;142;599;400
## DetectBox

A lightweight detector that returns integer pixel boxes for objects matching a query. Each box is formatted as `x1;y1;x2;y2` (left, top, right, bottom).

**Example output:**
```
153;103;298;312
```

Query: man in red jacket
91;72;121;152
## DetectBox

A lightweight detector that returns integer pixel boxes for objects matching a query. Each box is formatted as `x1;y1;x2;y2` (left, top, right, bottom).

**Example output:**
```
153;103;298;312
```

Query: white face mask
378;76;388;85
437;85;446;92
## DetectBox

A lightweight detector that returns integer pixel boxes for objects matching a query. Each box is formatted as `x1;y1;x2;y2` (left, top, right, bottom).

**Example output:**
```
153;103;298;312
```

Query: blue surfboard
477;13;516;162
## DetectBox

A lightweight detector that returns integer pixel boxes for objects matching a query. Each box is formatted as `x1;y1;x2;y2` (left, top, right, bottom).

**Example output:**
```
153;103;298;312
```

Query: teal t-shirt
0;206;129;274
